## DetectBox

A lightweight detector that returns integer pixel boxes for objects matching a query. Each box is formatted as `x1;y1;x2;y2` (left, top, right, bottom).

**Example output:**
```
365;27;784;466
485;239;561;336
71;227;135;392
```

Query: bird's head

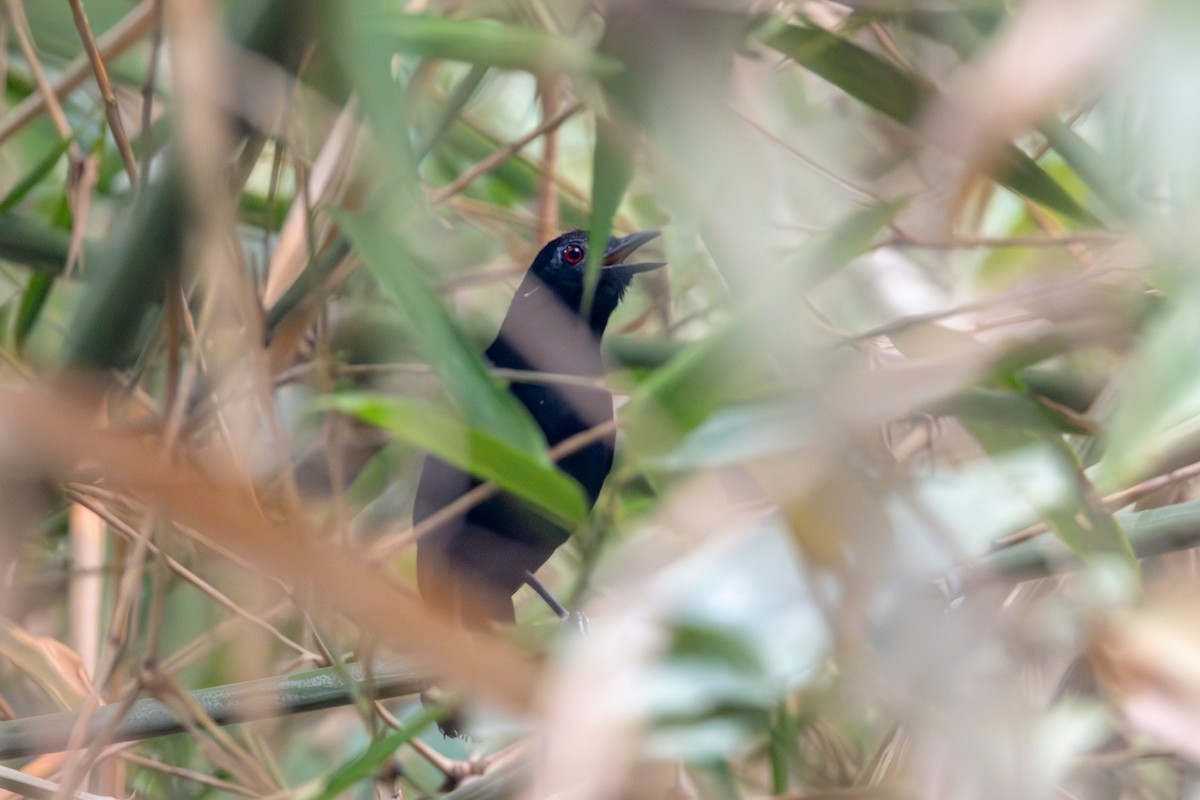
527;229;664;330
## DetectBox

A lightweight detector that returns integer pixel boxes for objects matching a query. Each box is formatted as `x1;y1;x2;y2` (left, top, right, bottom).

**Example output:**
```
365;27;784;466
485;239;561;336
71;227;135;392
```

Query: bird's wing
415;453;577;627
413;455;478;621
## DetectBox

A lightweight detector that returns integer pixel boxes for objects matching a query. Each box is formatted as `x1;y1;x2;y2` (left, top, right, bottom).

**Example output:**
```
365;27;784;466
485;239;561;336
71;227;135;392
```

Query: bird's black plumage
415;229;664;628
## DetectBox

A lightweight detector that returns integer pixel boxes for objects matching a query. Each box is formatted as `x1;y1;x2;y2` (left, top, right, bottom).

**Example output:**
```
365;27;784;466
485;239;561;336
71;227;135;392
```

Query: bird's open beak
602;230;666;278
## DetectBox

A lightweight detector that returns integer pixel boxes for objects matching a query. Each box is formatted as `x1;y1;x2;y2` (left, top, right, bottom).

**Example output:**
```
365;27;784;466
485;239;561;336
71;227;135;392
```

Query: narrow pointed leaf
364;13;619;75
338;211;545;455
302;704;445;800
763;24;1098;225
0;214;70;275
0;138;74;212
583;118;634;318
15;273;53;351
330;394;587;525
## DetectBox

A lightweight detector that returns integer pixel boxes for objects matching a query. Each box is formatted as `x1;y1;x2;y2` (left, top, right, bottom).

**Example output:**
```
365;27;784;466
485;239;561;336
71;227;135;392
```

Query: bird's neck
488;272;616;376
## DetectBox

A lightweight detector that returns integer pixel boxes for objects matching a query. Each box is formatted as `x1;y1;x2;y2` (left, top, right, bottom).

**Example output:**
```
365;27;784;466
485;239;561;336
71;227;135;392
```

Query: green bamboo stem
0;660;430;760
957;499;1200;592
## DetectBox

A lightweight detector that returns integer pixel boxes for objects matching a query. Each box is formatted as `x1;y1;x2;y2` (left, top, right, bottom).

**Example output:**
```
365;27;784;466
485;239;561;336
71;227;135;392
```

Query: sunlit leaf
0;138;72;213
329;393;587;525
300;704;443;800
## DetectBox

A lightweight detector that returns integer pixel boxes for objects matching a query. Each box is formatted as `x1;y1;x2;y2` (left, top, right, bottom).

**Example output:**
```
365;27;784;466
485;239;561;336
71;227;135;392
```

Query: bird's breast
512;381;612;445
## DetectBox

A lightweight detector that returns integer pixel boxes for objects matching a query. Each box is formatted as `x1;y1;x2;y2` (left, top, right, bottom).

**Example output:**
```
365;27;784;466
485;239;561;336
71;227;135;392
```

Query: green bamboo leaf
935;389;1090;435
794;201;905;288
582;117;634;318
765;24;922;123
264;236;352;336
0;138;73;213
438;119;589;228
622;320;760;461
762;24;1099;225
1039;117;1126;214
338;210;545;455
969;419;1134;569
1094;284;1200;493
899;13;1123;216
364;13;620;75
337;2;424;199
414;63;489;162
994;148;1101;226
330;393;587;525
0;214;70;275
15;273;53;352
0;141;79;349
67;173;185;369
300;704;444;800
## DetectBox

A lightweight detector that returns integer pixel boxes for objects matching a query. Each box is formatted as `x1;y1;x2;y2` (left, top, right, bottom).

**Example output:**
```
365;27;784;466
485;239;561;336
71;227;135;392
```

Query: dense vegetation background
1;0;1199;798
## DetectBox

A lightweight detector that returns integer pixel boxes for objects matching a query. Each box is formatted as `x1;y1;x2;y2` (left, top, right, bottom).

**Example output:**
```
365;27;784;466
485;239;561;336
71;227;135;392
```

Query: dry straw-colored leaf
913;0;1145;233
1090;588;1200;759
0;384;536;712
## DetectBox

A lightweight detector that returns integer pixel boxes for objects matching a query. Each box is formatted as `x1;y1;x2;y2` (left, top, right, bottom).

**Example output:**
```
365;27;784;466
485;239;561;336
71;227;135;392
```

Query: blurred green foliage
5;1;1200;799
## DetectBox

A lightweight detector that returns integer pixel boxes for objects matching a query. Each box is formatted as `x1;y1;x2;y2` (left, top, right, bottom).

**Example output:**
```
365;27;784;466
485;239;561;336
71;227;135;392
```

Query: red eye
562;244;585;265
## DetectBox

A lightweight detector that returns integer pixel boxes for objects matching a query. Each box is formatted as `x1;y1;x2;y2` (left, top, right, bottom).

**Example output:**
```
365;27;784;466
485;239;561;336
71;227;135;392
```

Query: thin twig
374;701;466;781
868;21;916;73
276;359;615;392
994;460;1200;549
146;677;280;793
2;0;81;161
846;265;1132;342
882;231;1121;250
0;0;155;148
137;0;164;188
117;751;258;798
366;417;622;563
159;599;296;676
728;102;880;203
67;0;139;182
64;488;321;663
430;103;583;204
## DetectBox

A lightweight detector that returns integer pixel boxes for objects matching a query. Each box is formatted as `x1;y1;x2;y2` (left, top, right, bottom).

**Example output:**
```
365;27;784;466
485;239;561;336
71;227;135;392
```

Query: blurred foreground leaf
0;213;71;275
301;703;444;800
340;210;546;455
363;13;620;75
622;322;760;462
897;326;1134;567
0;138;73;212
1095;286;1200;492
763;24;1099;225
583;118;634;320
15;273;54;351
330;393;588;525
66;174;185;370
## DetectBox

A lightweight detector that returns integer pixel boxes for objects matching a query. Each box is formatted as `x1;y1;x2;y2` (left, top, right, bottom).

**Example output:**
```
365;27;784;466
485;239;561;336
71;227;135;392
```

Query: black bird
415;229;664;629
